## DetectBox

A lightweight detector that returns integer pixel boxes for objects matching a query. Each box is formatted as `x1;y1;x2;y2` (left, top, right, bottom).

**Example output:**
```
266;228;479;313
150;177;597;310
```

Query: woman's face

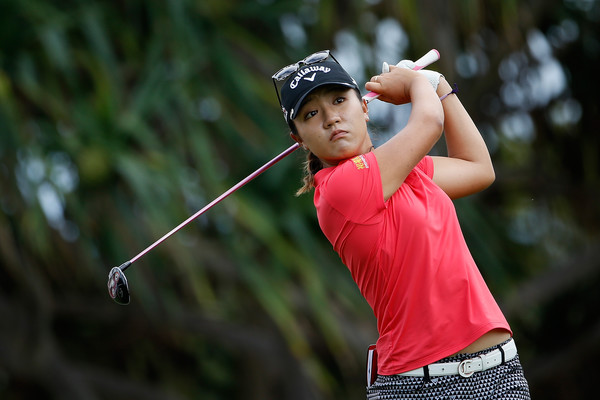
291;86;372;167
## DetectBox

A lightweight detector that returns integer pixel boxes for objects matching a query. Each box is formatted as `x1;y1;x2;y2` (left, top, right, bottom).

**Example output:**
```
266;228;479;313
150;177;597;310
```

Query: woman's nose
323;108;341;127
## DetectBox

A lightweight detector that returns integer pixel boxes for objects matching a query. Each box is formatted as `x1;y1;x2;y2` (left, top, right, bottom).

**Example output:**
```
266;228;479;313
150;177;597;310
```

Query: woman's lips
330;130;347;141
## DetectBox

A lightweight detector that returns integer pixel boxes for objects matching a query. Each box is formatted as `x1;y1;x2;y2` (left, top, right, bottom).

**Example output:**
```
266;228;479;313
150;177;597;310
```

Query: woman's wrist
436;76;452;97
410;73;438;97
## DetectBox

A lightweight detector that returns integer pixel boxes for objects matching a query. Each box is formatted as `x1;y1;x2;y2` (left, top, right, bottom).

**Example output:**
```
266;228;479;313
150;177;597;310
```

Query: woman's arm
431;77;495;199
365;68;444;201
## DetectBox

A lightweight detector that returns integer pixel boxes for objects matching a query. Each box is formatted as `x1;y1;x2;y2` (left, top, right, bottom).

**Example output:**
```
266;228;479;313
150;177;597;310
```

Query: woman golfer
272;51;530;399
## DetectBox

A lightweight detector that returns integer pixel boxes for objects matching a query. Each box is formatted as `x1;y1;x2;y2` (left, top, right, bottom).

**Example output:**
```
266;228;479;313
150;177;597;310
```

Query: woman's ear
362;99;370;122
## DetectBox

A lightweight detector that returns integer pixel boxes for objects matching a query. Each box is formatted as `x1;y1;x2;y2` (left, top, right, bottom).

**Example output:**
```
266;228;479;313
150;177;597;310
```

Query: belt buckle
458;359;475;378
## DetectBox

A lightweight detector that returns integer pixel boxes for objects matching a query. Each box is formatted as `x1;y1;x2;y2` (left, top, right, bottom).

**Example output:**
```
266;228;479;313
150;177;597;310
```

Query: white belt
399;339;517;378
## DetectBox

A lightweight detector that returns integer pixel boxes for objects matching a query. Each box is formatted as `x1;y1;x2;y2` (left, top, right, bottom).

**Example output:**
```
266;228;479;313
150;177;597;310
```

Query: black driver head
108;266;130;305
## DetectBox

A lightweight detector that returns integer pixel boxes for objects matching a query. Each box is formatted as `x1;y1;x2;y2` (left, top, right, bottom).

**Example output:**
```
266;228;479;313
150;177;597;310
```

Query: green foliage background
1;0;598;399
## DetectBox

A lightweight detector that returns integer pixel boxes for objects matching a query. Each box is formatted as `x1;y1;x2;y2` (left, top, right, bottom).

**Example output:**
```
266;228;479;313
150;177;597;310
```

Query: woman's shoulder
315;152;378;186
314;152;385;225
314;152;384;213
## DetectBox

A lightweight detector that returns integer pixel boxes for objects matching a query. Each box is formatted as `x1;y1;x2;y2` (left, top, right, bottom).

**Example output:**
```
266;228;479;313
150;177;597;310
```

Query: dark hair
289;122;324;196
296;151;324;196
291;87;362;196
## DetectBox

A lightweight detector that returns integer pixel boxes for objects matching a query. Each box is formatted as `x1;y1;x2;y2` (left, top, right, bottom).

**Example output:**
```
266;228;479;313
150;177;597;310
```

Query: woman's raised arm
365;67;444;201
431;77;495;199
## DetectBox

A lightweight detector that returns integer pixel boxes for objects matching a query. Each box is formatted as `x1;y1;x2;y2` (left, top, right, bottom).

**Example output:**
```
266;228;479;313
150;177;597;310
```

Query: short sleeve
314;152;385;224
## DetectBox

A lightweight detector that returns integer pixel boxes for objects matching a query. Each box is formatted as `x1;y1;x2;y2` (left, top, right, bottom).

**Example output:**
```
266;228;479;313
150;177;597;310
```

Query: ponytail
295;151;324;196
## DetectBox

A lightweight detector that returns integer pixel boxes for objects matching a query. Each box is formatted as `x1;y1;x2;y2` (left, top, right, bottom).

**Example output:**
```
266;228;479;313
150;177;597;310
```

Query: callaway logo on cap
279;59;359;124
288;65;332;89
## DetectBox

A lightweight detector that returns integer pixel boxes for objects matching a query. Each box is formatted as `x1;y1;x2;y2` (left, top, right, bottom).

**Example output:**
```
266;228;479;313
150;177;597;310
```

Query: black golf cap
280;59;359;125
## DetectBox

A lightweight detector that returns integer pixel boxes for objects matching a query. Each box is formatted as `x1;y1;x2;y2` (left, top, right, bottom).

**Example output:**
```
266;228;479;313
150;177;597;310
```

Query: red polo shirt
313;152;510;375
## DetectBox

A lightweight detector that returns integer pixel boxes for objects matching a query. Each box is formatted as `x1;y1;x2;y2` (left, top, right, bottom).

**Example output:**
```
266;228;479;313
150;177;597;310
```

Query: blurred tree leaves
1;0;599;399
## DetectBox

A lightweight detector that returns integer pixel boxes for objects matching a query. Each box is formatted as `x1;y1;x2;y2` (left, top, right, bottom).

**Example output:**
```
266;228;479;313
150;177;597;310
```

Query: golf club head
108;265;130;305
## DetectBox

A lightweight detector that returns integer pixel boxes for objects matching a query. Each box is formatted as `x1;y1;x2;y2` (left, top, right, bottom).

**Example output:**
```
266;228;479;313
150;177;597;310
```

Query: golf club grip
128;142;301;264
363;49;440;104
413;49;441;70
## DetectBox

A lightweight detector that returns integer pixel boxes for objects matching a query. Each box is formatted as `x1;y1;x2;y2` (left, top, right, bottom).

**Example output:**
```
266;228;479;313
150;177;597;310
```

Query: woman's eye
334;96;345;104
304;110;318;120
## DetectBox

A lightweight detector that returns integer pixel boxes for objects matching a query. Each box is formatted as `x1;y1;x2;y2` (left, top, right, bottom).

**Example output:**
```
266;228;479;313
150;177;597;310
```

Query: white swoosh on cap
303;73;317;82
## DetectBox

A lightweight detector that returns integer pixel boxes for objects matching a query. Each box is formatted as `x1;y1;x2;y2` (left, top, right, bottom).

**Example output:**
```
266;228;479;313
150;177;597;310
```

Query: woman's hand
365;67;429;105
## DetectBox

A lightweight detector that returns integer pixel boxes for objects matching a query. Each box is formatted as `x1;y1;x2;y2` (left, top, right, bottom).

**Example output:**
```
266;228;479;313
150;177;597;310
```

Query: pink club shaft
124;142;301;269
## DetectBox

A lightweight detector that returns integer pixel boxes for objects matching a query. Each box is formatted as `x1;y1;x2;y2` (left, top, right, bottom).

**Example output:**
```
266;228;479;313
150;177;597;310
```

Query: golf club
108;142;300;305
108;49;441;305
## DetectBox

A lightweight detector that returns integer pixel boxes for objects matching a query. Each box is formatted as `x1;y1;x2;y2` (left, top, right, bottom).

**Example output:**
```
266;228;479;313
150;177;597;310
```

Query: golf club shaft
123;142;301;270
